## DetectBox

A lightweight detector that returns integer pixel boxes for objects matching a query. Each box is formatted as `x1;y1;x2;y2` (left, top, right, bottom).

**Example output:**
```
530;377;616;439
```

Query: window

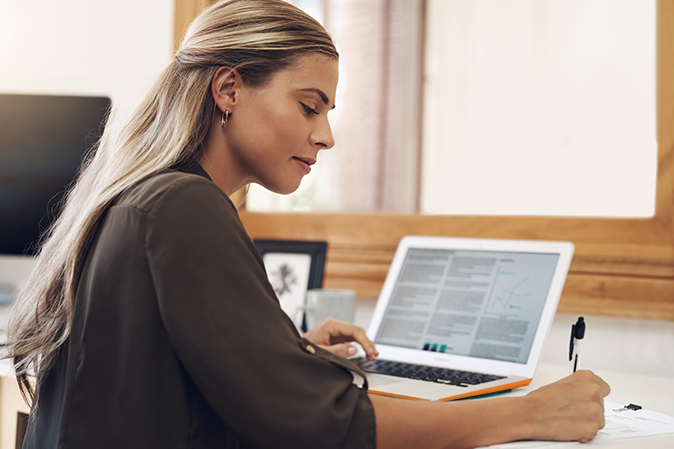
246;0;658;219
422;0;657;217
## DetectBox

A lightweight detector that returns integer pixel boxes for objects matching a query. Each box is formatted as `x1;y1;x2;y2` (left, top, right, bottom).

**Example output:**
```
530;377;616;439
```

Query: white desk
354;298;674;448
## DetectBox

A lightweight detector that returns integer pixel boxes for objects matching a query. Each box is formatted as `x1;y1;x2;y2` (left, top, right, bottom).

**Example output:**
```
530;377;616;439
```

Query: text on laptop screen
374;248;560;364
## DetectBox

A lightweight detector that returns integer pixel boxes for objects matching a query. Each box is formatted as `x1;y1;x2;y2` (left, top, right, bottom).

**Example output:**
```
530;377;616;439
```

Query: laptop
351;235;574;401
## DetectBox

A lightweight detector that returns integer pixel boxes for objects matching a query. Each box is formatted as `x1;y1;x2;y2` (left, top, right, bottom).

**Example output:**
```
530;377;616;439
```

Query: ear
211;66;242;113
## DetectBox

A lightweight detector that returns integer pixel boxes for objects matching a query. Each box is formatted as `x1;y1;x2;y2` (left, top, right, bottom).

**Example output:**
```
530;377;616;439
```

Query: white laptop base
365;372;530;402
357;236;574;402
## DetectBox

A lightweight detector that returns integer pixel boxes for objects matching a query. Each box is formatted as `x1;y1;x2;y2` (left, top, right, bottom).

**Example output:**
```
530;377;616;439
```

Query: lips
292;156;316;174
293;156;316;166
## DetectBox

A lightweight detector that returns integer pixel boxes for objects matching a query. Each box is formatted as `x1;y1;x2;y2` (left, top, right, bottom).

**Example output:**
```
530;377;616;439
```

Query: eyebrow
299;88;336;109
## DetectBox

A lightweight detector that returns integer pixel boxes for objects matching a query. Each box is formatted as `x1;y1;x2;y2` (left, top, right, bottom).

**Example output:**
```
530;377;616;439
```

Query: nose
310;115;335;150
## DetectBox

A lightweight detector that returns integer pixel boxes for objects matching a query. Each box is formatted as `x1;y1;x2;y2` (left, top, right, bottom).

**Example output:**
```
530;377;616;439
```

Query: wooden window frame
173;0;215;50
176;0;674;320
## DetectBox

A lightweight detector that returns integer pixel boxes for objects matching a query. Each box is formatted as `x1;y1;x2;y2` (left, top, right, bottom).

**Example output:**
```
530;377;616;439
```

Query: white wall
0;0;174;290
0;0;174;124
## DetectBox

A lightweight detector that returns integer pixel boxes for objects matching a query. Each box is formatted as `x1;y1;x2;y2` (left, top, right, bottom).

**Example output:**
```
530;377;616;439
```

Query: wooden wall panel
239;213;674;321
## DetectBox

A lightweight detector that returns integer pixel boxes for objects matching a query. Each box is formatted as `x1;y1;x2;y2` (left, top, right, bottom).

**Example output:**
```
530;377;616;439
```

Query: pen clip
574;317;585;339
569;323;575;361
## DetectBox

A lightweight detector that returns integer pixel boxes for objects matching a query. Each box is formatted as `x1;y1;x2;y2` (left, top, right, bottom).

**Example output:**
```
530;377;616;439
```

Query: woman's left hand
303;318;378;360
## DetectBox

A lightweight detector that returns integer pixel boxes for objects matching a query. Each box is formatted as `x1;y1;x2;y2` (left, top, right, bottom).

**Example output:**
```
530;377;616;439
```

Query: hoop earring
220;108;230;128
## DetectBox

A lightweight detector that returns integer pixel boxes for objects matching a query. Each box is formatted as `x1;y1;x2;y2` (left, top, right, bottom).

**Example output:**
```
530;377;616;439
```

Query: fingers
305;318;379;360
337;320;378;360
524;369;611;442
569;370;610;435
318;343;358;358
569;370;611;399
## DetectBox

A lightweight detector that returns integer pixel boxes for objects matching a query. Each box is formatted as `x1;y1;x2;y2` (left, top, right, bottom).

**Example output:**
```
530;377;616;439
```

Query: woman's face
221;54;338;195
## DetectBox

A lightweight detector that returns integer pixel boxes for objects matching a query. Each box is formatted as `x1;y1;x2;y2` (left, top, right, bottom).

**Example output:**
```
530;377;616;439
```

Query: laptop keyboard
351;357;506;388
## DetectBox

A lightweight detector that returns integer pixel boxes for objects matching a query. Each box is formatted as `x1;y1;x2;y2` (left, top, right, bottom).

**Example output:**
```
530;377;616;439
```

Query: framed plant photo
253;239;327;331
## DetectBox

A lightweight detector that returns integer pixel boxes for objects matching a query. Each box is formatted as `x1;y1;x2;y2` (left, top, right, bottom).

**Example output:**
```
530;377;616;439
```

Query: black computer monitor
0;93;111;255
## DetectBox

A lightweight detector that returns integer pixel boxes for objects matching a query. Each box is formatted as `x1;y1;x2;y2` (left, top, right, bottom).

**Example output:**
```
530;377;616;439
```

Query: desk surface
354;298;674;448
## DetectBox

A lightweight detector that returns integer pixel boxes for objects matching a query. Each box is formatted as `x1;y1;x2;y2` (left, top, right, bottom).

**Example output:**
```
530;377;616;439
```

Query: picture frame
253;239;327;331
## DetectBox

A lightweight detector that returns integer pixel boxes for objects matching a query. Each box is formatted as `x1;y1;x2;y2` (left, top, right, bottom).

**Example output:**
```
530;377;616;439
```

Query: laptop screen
374;248;560;364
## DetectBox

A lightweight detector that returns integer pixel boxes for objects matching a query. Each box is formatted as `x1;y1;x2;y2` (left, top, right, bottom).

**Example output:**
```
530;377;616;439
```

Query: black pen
569;316;585;374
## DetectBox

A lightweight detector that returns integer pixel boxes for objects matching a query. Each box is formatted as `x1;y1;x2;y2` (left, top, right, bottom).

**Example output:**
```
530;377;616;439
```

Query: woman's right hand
370;369;611;449
522;370;611;442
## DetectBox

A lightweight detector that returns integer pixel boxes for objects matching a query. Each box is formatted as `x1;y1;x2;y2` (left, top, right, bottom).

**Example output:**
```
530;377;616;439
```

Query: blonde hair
7;0;337;404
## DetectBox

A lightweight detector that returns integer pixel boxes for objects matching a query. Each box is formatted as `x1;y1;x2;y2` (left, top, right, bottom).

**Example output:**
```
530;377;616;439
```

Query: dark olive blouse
23;161;375;449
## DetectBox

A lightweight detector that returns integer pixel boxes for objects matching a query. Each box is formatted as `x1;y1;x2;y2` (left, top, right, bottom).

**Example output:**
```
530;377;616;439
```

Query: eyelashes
301;103;319;116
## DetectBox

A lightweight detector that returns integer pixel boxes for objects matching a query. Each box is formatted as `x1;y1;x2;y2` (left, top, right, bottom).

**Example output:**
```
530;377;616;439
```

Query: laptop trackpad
367;373;469;401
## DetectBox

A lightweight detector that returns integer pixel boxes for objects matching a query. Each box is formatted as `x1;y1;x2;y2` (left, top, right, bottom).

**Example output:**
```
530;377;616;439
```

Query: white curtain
246;0;424;213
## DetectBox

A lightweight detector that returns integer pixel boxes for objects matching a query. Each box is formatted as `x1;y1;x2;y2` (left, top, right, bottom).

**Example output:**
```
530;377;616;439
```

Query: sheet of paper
483;402;674;448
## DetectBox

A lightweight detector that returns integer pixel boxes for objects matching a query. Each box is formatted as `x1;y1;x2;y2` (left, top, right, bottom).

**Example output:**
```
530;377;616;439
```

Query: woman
8;0;609;448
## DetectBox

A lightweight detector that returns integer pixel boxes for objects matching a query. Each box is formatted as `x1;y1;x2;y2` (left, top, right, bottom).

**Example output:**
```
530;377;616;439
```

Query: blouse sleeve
145;175;376;449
